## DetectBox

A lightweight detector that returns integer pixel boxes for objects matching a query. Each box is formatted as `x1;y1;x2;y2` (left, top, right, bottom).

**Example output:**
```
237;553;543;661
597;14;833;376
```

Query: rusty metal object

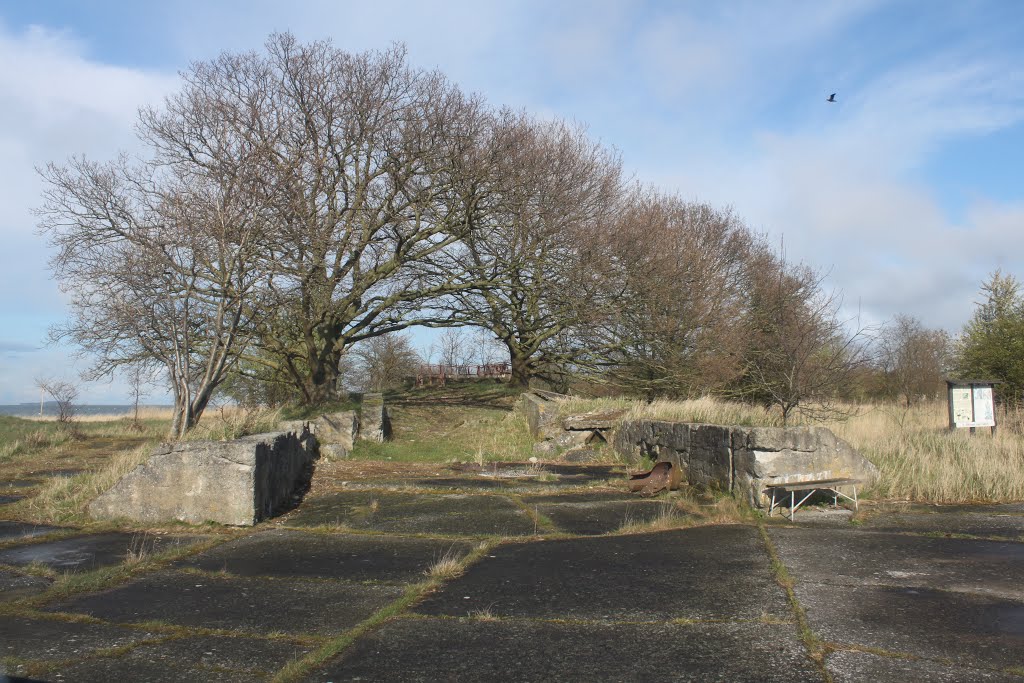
628;461;681;497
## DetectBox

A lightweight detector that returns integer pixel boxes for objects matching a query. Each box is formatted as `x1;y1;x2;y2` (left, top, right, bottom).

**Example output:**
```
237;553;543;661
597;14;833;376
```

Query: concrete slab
0;521;64;542
536;500;682;535
52;634;313;683
0;615;160;662
770;527;1024;600
305;617;821;682
0;532;206;572
794;582;1024;672
484;467;624;489
0;495;23;505
860;509;1024;539
407;478;512;491
827;650;1023;682
880;503;1024;515
178;529;474;583
520;491;636;504
44;657;256;683
50;570;404;636
767;507;854;527
0;569;52;602
284;492;535;536
415;525;790;622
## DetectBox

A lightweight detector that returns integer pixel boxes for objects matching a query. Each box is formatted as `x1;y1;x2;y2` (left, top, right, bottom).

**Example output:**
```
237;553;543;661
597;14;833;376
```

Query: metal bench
765;478;861;520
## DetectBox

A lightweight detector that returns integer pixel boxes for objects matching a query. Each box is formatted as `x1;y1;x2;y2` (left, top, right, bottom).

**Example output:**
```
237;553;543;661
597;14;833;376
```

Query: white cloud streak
0;22;176;402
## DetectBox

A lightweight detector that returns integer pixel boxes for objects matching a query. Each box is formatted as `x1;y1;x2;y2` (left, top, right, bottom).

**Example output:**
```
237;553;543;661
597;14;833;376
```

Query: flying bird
826;93;836;102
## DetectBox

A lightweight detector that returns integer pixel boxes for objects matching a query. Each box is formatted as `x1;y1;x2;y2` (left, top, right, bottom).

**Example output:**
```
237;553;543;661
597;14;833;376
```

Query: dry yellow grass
831;401;1024;503
21;406;176;422
183;405;283;441
24;442;156;523
557;395;782;427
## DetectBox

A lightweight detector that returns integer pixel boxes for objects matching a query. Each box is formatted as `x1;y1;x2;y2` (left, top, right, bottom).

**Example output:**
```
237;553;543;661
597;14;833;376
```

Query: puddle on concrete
0;521;65;541
0;533;207;572
992;603;1024;636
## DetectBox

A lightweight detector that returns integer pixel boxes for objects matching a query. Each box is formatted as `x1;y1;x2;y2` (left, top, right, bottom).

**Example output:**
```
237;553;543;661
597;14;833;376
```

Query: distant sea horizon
0;403;173;418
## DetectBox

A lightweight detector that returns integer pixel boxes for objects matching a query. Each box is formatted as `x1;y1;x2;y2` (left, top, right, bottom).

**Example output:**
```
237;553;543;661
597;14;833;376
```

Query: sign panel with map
971;386;995;427
950;386;974;425
947;381;997;431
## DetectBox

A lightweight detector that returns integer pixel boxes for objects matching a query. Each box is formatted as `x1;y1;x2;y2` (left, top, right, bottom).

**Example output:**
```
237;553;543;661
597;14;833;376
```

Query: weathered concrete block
740;427;820;453
614;420;878;508
88;431;318;526
320;443;350;460
562;410;627;431
553;430;592;449
521;393;562;439
732;426;880;506
687;424;733;490
359;393;391;443
314;411;359;455
532;440;558;455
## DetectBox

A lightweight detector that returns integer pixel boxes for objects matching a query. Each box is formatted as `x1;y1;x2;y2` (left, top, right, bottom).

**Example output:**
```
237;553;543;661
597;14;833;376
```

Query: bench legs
767;483;859;520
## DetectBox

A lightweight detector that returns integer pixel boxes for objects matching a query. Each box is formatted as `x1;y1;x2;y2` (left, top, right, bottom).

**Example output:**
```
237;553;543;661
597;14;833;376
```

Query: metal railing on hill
416;362;511;386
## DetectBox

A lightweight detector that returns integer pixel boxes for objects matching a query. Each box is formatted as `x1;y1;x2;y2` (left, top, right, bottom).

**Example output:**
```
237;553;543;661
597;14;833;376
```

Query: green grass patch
0;416;73;463
349;403;533;463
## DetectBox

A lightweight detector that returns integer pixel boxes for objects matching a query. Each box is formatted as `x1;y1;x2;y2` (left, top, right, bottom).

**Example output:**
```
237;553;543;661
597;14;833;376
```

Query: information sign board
947;380;997;432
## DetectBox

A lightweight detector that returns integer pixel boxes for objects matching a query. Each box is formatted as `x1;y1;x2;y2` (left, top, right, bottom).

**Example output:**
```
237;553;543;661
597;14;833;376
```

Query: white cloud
0;23;176;402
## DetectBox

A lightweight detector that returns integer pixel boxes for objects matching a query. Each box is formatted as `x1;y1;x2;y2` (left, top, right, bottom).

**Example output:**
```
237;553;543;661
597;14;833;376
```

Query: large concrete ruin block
562;410;627;431
614;420;879;508
731;426;880;507
313;410;359;457
686;424;733;490
521;393;562;440
88;431;318;526
359;393;391;443
613;420;688;470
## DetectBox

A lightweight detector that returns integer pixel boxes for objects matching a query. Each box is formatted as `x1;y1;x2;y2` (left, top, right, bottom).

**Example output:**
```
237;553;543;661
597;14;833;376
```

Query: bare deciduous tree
435;112;624;387
437;328;472;368
877;314;950;406
350;333;421;392
737;257;872;424
144;34;491;406
584;191;759;399
38;151;268;437
35;377;79;427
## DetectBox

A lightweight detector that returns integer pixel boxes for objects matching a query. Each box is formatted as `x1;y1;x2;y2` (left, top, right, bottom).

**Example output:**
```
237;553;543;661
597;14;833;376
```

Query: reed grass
182;405;283;441
831;401;1024;503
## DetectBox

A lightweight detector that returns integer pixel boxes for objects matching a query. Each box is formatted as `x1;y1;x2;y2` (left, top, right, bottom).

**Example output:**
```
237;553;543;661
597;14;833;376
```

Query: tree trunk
297;335;342;407
508;347;533;388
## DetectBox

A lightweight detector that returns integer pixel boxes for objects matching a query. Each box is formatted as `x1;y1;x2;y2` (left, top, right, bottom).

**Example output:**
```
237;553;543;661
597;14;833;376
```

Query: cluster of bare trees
40;34;877;432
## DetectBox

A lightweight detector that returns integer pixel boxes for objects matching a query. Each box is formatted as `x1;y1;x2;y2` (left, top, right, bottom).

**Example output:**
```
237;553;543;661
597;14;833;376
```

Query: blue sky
0;0;1021;403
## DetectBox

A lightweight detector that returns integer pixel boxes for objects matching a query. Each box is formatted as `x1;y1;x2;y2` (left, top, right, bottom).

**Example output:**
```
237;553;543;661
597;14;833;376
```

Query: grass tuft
424;547;468;581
